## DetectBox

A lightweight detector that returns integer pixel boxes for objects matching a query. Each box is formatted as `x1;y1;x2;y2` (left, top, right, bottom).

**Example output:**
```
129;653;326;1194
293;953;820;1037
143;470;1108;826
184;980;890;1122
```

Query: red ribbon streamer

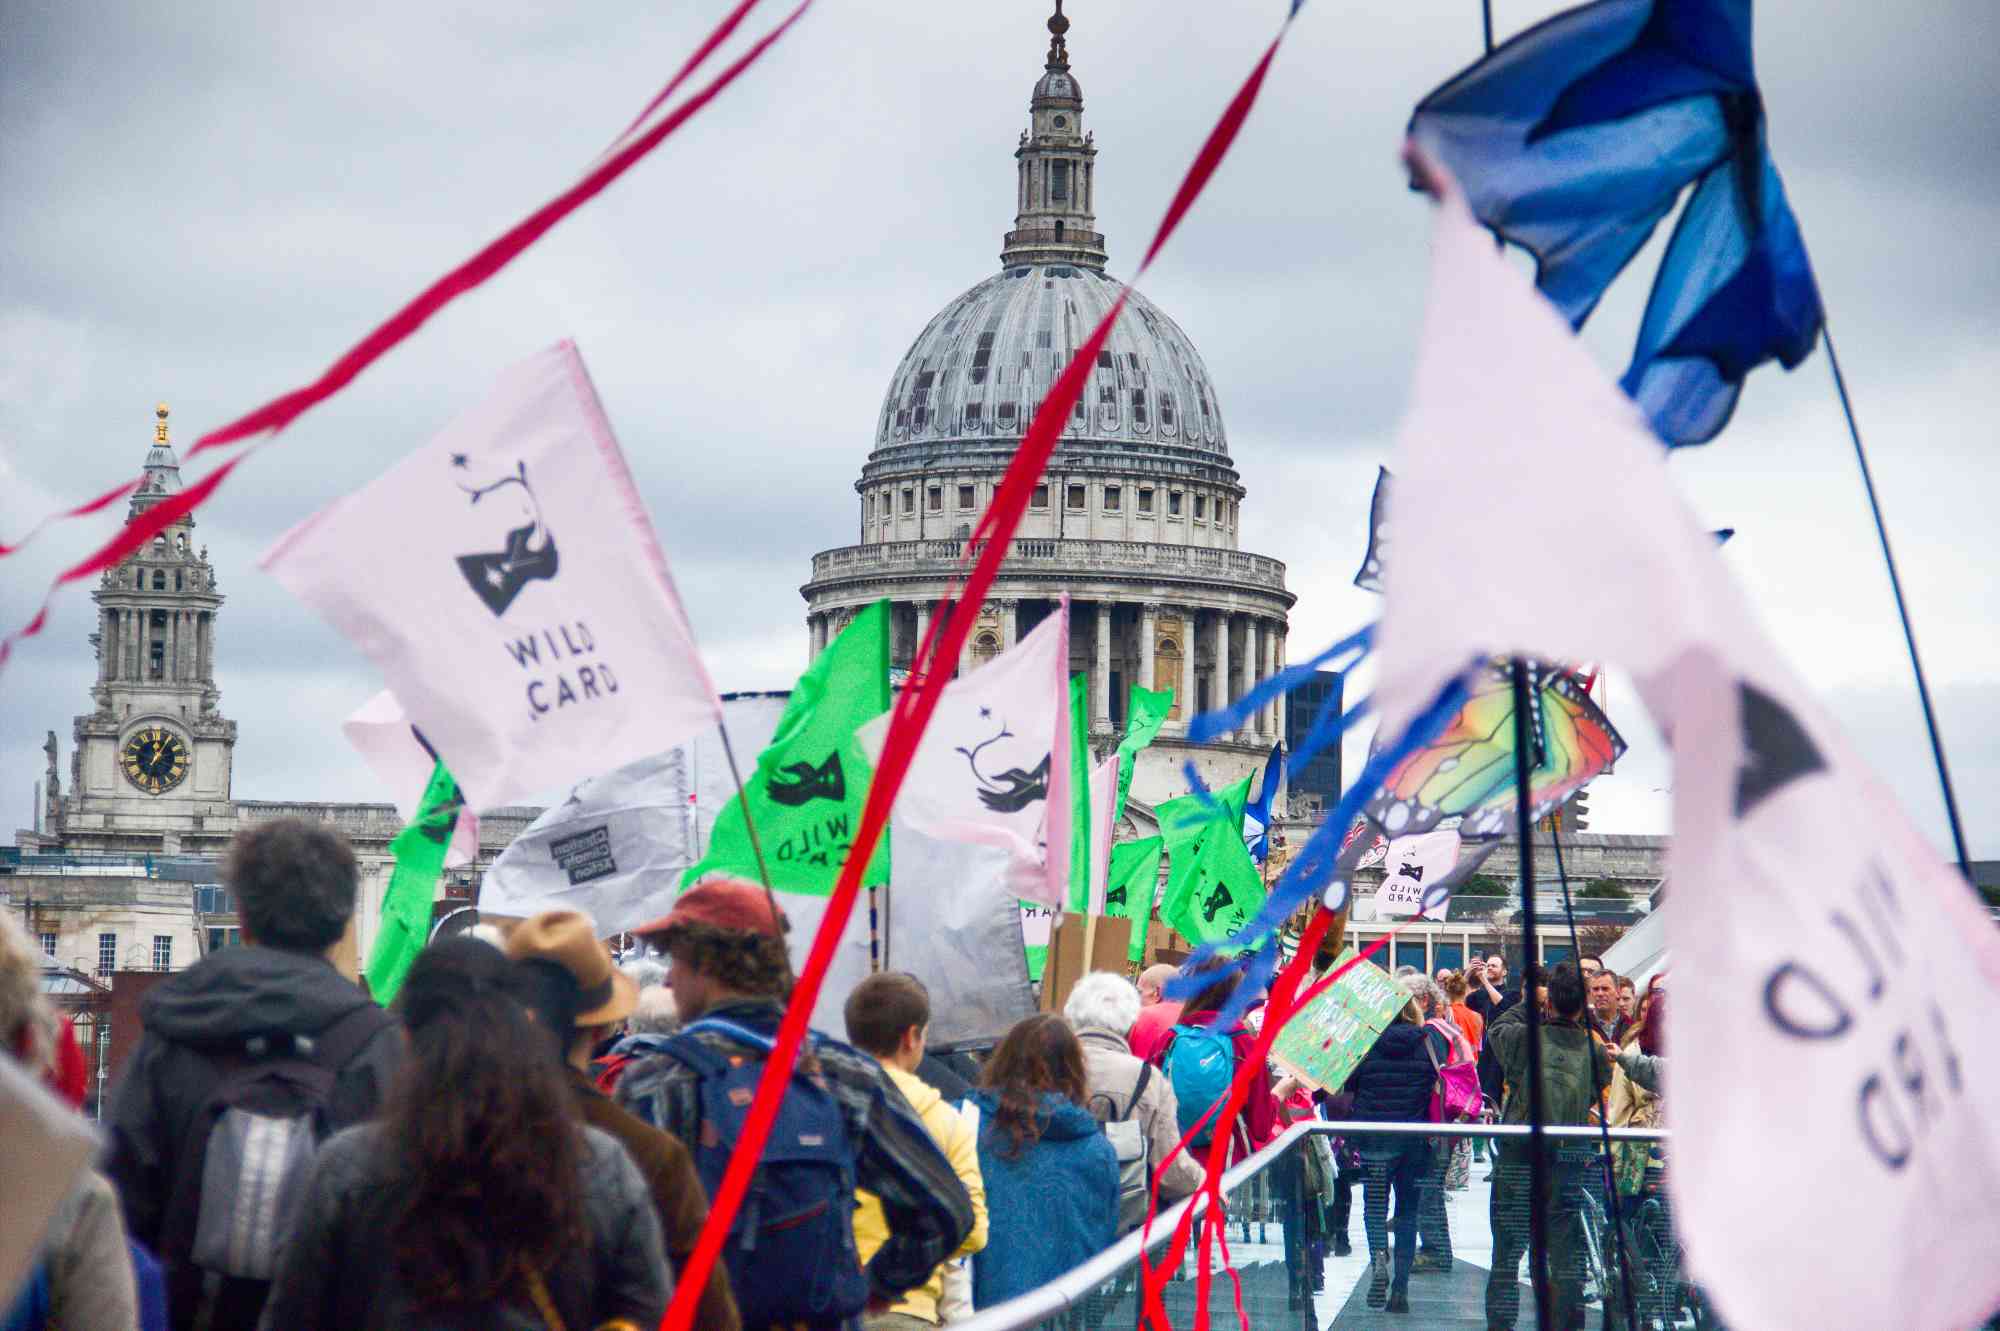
1138;918;1408;1331
655;13;1305;1331
0;0;811;668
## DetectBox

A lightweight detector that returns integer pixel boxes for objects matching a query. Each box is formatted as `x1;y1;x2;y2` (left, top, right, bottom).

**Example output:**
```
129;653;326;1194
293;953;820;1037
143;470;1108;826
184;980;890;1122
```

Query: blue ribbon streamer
1164;667;1476;1025
1185;624;1373;743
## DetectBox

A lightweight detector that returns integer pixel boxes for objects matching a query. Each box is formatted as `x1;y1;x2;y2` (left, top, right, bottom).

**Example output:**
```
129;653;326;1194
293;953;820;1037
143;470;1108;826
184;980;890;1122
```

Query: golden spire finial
1047;0;1070;67
154;403;170;445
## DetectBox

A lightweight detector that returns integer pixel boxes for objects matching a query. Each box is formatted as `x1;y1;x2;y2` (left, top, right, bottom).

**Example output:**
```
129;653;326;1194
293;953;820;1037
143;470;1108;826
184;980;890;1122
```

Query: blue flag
1409;0;1823;445
1245;742;1285;864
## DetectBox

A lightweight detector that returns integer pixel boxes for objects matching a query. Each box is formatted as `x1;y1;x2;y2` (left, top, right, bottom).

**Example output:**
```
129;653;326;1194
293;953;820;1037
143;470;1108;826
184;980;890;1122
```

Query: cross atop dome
1001;1;1107;270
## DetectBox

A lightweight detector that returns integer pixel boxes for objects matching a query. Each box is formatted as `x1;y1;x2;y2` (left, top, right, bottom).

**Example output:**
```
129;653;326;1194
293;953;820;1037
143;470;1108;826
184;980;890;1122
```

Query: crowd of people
6;815;1693;1331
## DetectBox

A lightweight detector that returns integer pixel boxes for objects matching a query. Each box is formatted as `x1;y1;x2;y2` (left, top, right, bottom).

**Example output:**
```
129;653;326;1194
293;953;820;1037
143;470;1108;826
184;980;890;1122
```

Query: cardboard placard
1038;913;1133;1014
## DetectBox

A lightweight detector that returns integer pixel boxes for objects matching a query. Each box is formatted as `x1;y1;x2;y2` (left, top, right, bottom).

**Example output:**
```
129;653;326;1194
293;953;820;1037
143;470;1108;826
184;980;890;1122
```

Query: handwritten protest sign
1268;950;1410;1093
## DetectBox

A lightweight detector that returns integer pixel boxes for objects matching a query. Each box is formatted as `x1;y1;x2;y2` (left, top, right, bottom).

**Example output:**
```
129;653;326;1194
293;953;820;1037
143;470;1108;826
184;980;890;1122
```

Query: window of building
1052;160;1070;203
1104;486;1121;511
39;932;56;957
902;488;914;514
1159;393;1175;428
152;570;166;590
864;495;873;520
964;403;981;425
1067;484;1087;510
1169;491;1183;516
150;641;165;678
958;485;976;510
1194;496;1208;520
1130;389;1149;429
997;402;1017;422
1138;488;1154;514
153;936;173;971
927;486;942;512
97;933;116;977
1031;484;1050;509
206;926;240;954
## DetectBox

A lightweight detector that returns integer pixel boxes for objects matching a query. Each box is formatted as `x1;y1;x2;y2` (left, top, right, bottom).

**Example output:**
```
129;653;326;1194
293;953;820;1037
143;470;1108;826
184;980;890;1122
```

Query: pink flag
859;600;1072;906
265;342;720;809
342;691;481;867
1086;754;1119;914
1375;145;2000;1331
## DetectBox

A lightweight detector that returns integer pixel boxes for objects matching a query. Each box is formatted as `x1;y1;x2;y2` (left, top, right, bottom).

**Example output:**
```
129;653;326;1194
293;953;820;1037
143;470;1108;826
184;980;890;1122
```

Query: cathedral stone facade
800;8;1296;813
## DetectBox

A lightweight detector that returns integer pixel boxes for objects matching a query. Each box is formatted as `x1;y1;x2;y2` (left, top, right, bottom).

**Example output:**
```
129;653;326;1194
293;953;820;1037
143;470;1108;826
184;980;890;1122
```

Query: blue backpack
660;1018;870;1329
1164;1023;1237;1148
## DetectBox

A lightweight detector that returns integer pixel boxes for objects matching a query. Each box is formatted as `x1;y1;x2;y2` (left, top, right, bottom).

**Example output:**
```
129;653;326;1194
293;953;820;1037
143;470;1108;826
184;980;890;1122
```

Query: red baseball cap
635;877;787;940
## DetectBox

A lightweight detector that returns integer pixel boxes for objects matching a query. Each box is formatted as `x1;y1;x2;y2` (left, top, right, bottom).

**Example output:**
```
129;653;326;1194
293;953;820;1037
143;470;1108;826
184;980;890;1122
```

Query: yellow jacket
853;1064;988;1324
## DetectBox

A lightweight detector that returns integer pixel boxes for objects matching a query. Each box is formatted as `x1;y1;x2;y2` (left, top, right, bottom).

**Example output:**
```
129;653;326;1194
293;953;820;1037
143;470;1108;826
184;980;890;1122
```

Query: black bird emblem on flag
955;715;1051;815
1201;875;1234;922
768;753;845;807
1733;681;1827;818
452;457;559;617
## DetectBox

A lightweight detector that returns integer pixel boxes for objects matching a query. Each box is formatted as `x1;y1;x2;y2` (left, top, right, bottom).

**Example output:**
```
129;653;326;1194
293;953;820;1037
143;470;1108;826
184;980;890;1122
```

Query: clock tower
52;405;239;855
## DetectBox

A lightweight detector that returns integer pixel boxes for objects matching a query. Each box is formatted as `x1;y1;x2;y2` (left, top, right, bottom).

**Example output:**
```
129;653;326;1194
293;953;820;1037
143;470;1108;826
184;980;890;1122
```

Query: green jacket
1486;1000;1610;1128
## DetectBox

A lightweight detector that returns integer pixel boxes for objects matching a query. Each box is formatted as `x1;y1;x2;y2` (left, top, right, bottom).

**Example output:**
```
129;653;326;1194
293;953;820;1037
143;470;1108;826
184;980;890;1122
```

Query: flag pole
1508;658;1555;1331
716;719;794;985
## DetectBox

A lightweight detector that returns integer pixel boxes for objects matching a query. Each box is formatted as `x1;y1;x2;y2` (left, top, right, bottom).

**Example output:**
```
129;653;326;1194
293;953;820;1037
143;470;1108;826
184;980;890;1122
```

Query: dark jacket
1346;1021;1448;1125
102;945;404;1330
1468;985;1519;1101
254;1123;668;1331
568;1068;739;1331
1486;1000;1610;1129
614;999;974;1306
966;1090;1119;1309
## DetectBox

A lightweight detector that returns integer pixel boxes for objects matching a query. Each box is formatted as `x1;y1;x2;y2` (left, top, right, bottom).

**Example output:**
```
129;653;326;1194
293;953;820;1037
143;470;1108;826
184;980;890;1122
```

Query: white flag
1374;828;1460;921
1374;146;2000;1331
477;692;786;936
860;600;1072;906
342;691;481;867
263;341;720;809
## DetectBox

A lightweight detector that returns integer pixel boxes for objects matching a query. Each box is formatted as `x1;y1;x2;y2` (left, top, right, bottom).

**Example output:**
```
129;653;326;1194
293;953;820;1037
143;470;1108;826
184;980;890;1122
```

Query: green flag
1160;822;1267;946
686;601;891;895
1066;672;1092;912
366;760;464;1005
1111;685;1174;826
1103;835;1166;963
1155;772;1252;855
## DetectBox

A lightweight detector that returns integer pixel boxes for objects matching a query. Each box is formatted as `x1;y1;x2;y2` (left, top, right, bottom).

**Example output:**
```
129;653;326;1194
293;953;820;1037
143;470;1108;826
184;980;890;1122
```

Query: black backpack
162;1004;389;1330
658;1017;870;1330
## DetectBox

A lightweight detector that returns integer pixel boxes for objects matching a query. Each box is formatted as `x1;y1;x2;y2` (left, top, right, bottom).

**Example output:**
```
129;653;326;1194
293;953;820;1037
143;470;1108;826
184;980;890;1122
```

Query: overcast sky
3;0;1994;858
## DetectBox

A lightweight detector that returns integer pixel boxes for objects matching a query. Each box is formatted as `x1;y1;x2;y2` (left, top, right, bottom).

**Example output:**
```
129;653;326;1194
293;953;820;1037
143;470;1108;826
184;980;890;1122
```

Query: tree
1458;873;1509;898
1580;877;1632;901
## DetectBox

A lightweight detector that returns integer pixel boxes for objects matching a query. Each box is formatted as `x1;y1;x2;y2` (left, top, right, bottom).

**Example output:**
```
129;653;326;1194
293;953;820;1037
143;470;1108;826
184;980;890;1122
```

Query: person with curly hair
964;1014;1118;1308
257;937;667;1330
615;879;973;1331
104;817;405;1331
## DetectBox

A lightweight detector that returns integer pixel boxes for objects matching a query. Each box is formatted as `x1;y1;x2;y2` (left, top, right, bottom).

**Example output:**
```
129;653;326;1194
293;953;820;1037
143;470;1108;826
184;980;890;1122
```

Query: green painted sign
1266;951;1410;1095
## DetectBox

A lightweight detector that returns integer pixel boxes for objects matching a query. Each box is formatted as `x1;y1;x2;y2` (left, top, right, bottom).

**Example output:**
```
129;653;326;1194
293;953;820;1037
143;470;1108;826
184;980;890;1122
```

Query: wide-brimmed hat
633;877;786;941
504;909;637;1027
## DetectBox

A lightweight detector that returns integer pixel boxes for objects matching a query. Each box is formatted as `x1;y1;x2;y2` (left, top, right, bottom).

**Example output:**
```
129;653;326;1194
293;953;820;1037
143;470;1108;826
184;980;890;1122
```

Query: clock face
121;727;189;795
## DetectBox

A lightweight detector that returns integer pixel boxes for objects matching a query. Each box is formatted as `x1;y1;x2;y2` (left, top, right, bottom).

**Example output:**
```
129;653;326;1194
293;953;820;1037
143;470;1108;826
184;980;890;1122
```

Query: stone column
170;611;183;682
100;610;115;682
126;610;141;681
1248;615;1264;735
1274;627;1289;746
1211;609;1231;740
914;600;931;658
999;598;1019;651
1262;620;1280;739
1094;601;1112;728
198;614;212;684
1139;603;1158;696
